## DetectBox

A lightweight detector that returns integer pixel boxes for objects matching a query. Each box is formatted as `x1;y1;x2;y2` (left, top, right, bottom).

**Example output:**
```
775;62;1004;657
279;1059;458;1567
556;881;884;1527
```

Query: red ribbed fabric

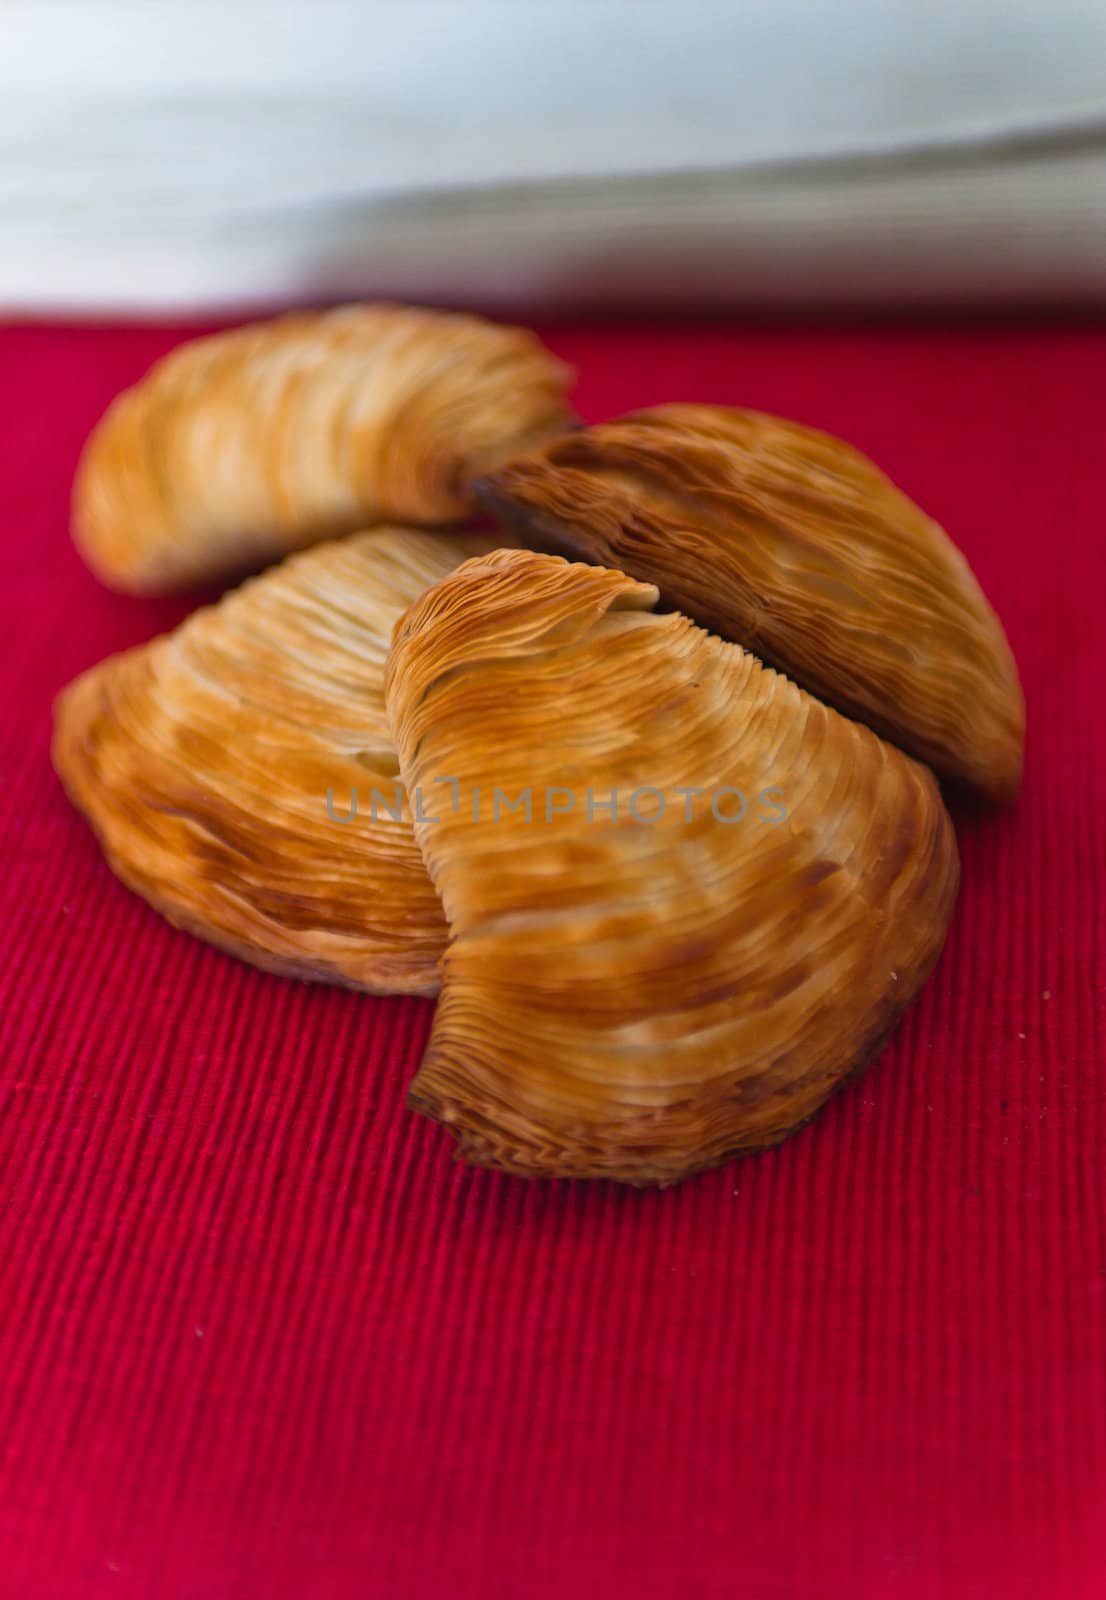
0;319;1103;1600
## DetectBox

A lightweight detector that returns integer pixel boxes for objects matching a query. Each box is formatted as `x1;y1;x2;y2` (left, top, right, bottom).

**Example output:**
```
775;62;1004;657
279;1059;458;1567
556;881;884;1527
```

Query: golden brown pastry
73;304;574;593
475;404;1024;804
53;526;503;994
385;548;960;1185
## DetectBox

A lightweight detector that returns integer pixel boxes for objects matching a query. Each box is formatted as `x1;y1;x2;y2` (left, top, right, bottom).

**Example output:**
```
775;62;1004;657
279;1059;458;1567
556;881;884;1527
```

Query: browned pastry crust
385;548;961;1185
73;304;574;593
475;404;1024;804
53;527;503;995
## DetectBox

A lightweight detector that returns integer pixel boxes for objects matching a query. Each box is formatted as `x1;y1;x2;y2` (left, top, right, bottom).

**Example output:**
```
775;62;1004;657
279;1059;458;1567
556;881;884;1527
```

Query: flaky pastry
386;548;960;1184
74;304;573;592
54;527;502;993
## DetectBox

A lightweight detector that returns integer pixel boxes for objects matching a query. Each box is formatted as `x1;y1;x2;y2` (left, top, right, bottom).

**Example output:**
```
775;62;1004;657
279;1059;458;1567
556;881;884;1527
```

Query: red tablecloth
0;318;1103;1600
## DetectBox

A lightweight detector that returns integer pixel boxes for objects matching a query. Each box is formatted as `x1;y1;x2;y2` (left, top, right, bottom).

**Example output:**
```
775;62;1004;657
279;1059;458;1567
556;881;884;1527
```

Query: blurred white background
4;0;1106;311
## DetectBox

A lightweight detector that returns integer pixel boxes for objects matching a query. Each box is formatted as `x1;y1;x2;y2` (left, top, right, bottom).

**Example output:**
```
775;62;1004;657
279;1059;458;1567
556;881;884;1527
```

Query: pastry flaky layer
73;304;575;594
475;404;1025;805
53;526;504;995
386;548;960;1186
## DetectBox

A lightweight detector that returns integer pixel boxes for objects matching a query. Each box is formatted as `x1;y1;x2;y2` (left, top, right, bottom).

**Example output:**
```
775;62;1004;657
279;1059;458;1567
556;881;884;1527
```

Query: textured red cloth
0;318;1103;1600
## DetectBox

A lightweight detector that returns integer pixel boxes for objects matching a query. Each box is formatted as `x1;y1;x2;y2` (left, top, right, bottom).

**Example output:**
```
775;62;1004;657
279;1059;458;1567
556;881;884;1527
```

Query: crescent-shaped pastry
74;304;574;592
53;527;501;994
475;404;1024;804
385;548;960;1184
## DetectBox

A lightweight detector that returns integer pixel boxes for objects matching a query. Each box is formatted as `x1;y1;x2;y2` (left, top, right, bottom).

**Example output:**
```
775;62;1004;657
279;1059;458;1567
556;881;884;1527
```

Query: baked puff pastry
53;526;503;994
385;548;960;1185
73;305;574;593
476;405;1024;804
